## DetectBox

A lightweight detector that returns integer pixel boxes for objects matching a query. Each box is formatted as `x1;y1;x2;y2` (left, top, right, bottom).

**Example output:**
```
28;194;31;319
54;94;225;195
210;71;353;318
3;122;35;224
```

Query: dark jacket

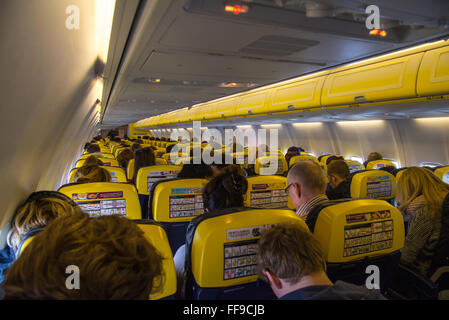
326;180;351;200
280;280;387;300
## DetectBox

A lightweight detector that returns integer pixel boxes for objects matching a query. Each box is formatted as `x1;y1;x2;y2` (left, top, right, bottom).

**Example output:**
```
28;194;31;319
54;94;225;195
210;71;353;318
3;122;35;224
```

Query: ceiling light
261;124;281;128
336;120;384;125
224;4;249;15
293;122;322;126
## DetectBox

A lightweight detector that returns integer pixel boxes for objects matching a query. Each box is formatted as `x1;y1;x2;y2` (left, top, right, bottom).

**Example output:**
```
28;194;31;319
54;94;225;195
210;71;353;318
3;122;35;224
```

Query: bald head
287;161;326;195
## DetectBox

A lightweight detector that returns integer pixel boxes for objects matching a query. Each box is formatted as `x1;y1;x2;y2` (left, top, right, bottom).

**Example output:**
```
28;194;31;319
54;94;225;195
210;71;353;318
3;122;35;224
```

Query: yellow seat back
190;209;308;287
127;159;135;181
80;152;115;160
254;156;288;176
345;160;365;173
434;166;449;184
350;170;396;200
152;179;208;222
312;199;404;263
75;158;119;168
366;160;396;170
59;182;141;219
68;166;127;184
319;154;342;166
244;176;289;208
156;158;168;165
135;222;177;300
289;154;320;168
136;165;182;195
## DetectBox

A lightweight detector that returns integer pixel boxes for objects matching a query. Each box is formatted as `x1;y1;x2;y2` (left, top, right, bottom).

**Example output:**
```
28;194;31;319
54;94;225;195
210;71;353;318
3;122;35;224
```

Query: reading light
369;29;387;37
225;4;249;15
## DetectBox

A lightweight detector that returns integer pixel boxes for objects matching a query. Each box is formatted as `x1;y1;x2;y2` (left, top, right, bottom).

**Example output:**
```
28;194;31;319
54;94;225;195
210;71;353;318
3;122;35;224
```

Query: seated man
2;212;164;299
363;152;383;168
257;223;386;300
326;160;351;200
286;161;328;220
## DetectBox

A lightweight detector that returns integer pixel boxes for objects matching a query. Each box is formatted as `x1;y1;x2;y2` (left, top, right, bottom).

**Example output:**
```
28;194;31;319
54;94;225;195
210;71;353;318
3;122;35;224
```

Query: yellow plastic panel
244;176;289;208
136;223;177;300
191;209;308;287
80;153;114;160
345;160;365;173
365;160;396;170
135;165;182;195
434;166;449;184
418;45;449;96
319;155;342;166
235;91;267;116
152;179;208;222
289;154;320;168
350;171;396;200
212;98;238;119
69;166;127;183
322;53;423;106
254;156;288;176
59;182;141;219
75;158;119;168
313;199;404;263
271;75;326;112
127;159;134;181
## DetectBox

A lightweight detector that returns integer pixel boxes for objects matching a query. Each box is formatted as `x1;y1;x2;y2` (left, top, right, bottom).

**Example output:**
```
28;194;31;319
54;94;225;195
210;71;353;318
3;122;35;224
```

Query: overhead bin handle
353;95;367;104
288;104;295;110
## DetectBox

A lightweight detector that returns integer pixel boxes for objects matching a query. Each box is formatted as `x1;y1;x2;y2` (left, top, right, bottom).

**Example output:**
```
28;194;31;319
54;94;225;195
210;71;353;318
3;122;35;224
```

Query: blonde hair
7;191;83;252
3;212;164;299
367;152;383;162
74;165;111;183
397;167;449;216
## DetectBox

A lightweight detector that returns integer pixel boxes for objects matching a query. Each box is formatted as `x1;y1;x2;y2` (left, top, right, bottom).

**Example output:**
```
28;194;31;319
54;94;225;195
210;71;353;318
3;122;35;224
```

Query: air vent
239;35;319;57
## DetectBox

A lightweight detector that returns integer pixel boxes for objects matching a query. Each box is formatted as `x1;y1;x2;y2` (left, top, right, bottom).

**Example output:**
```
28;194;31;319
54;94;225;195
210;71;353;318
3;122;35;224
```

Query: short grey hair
287;161;326;194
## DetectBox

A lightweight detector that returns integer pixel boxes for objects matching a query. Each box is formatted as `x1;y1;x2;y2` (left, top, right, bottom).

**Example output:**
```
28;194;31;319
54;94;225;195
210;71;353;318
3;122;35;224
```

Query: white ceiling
101;0;449;129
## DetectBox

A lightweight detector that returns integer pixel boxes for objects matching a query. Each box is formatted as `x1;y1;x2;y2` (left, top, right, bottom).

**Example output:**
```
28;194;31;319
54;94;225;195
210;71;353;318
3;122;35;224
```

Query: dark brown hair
133;147;156;183
327;160;350;180
117;149;134;171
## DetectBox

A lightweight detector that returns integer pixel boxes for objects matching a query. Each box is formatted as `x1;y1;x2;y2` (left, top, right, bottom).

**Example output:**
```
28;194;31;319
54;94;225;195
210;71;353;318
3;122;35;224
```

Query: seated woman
396;167;449;277
117;149;134;173
74;165;111;183
177;163;213;179
6;191;83;260
83;154;104;166
132;147;156;184
173;167;248;294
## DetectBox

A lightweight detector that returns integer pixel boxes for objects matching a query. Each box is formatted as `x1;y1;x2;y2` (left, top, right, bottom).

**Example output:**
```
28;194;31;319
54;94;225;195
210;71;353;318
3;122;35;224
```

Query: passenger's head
396;167;449;215
117;149;134;170
257;223;327;298
83;155;104;166
210;153;230;176
74;165;111;183
327;160;350;188
203;166;248;212
378;165;396;175
3;212;164;299
177;163;213;179
7;191;82;254
133;147;156;182
367;152;383;162
287;161;326;209
325;155;344;166
86;144;100;154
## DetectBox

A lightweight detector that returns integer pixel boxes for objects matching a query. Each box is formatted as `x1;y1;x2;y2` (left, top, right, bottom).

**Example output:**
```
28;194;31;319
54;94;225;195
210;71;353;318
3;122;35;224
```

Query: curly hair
3;212;164;300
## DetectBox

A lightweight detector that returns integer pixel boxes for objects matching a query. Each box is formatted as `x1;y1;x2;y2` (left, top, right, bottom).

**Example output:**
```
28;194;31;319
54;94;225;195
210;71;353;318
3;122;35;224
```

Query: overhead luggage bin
235;91;268;117
270;72;327;112
417;44;449;96
211;97;238;120
321;52;424;106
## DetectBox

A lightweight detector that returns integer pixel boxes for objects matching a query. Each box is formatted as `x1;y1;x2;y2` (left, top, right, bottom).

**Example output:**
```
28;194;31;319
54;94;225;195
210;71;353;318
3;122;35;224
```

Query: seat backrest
185;208;308;300
308;199;405;289
58;182;141;219
319;155;342;166
135;165;182;195
244;176;289;208
127;159;135;181
68;166;127;183
434;166;449;184
75;158;119;168
80;152;114;160
348;170;396;200
134;221;177;300
156;158;168;165
254;156;288;176
345;160;365;173
288;154;320;168
366;160;396;170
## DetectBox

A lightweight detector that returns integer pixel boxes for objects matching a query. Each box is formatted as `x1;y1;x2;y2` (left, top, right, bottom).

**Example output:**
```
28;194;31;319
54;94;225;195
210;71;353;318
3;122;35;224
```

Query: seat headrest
69;166;127;183
58;182;141;219
185;208;307;288
244;176;289;209
288;155;320;168
254;156;287;175
348;170;396;200
434;166;449;184
365;160;396;170
308;199;404;263
344;160;365;173
75;158;119;168
135;165;182;195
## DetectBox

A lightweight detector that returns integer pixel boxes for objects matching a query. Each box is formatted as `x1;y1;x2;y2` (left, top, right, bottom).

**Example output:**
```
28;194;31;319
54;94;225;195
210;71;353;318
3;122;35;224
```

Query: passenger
133;147;156;184
286;161;328;221
74;165;111;183
173;168;248;294
378;165;396;175
2;212;164;299
83;154;104;166
285;146;304;164
86;144;100;154
177;163;213;179
257;223;386;300
396;167;449;277
363;152;383;167
210;153;229;177
117;149;134;172
6;191;83;259
326;160;351;200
